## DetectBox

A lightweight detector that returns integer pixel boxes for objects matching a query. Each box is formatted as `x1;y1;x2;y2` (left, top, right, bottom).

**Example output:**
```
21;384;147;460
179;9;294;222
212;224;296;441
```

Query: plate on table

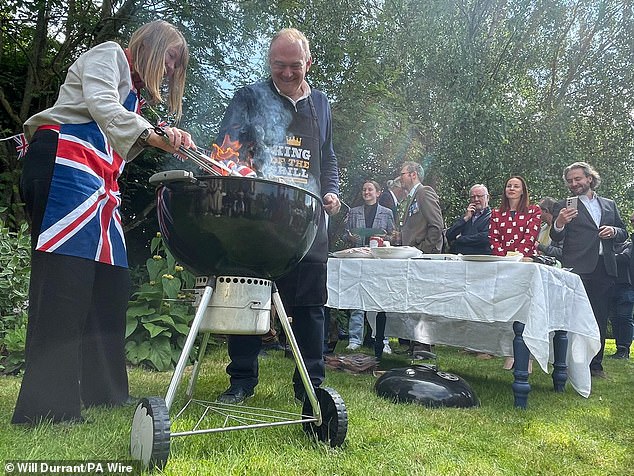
370;246;423;259
331;247;374;258
460;254;523;262
414;253;462;261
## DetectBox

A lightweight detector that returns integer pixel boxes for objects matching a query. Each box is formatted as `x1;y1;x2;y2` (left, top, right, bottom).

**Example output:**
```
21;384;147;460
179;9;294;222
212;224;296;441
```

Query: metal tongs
152;126;242;177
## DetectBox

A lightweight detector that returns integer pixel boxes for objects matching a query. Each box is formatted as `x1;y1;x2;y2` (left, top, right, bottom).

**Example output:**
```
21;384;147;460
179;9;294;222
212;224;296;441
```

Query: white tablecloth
327;257;601;397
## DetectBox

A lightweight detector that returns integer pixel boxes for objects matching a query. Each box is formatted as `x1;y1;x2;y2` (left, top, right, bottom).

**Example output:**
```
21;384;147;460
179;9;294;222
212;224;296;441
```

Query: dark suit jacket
446;207;492;255
378;191;398;219
614;239;633;285
551;196;627;276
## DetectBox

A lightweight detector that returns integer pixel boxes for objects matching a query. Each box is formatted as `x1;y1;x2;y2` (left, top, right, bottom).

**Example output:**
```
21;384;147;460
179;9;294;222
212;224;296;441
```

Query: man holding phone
551;161;627;378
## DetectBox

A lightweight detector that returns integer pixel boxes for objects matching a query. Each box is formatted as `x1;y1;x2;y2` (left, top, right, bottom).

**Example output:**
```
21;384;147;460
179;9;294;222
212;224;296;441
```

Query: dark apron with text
275;95;328;307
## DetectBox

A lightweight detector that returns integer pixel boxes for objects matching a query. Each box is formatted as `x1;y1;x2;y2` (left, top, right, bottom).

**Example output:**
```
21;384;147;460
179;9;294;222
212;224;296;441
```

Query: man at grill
212;28;341;404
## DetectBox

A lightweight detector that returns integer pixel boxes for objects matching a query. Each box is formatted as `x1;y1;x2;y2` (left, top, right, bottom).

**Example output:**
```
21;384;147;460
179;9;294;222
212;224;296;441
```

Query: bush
125;232;197;371
0;213;30;374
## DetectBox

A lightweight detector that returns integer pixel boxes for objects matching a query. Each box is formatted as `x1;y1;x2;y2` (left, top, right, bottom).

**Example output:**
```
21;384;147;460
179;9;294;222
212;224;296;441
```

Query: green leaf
125;318;138;338
130;286;163;302
172;347;183;365
166;250;176;273
141;314;176;328
162;276;182;299
142;323;170;339
125;340;151;365
146;257;165;282
170;305;194;324
126;304;156;318
150;235;161;254
146;336;173;371
172;322;191;336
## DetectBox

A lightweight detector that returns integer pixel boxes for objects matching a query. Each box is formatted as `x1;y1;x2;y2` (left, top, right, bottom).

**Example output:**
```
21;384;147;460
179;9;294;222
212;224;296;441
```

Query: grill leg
186;332;211;399
165;283;214;410
272;286;322;426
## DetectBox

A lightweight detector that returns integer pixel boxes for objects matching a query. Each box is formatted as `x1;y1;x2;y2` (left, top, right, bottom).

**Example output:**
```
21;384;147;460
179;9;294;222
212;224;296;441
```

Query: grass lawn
1;338;632;475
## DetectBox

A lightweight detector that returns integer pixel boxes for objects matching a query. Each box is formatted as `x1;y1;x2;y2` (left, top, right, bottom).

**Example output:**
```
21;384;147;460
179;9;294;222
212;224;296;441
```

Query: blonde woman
13;20;195;425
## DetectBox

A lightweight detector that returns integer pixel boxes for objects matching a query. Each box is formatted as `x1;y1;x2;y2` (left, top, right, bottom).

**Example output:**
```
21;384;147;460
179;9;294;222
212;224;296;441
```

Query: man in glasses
396;161;443;356
398;161;444;253
446;184;492;255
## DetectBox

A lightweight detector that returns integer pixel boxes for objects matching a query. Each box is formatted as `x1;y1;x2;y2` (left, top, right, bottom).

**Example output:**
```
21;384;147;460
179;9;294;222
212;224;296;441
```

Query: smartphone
566;196;578;210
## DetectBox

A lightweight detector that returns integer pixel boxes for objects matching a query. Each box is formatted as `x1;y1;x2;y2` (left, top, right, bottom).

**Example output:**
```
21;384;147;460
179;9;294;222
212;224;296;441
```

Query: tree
1;0;633;247
0;0;275;260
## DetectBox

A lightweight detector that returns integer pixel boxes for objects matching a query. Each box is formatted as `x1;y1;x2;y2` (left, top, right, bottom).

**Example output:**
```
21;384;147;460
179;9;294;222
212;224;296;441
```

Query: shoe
590;369;607;378
382;343;392;355
346;343;360;351
216;386;254;404
609;348;630;359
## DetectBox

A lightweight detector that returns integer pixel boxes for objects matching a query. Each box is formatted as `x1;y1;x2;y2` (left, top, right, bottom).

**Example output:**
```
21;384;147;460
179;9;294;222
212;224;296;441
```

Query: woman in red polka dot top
488;176;541;258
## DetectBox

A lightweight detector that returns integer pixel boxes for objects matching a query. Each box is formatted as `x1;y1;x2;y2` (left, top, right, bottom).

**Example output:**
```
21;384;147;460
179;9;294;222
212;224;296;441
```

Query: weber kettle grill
129;171;348;469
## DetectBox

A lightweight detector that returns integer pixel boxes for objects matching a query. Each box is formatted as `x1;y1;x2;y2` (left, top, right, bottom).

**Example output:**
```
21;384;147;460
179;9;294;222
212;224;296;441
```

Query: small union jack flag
13;133;29;158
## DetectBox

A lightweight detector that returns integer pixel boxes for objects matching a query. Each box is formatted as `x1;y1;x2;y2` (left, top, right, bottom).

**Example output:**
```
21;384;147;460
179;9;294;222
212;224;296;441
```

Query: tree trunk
19;1;50;122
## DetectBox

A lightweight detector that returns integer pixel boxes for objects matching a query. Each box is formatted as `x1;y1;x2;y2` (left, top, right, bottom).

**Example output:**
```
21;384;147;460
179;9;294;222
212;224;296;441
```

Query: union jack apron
35;90;142;267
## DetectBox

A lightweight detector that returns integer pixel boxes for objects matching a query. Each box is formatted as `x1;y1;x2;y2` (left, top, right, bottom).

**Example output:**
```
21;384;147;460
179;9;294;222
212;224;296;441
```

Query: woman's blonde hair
128;20;189;122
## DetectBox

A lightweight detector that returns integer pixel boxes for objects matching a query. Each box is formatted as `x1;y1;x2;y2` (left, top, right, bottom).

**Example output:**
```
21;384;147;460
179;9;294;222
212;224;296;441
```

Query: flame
211;134;241;161
210;134;257;177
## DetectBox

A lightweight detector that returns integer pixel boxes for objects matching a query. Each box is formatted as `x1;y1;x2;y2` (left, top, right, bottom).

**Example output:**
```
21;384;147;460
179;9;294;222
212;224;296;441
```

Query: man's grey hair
563;161;602;190
269;28;311;62
469;184;488;196
401;161;424;180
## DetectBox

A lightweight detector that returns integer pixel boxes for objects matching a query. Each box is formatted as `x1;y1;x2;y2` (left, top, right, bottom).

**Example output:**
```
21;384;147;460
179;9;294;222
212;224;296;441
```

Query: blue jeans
612;284;634;350
348;309;365;345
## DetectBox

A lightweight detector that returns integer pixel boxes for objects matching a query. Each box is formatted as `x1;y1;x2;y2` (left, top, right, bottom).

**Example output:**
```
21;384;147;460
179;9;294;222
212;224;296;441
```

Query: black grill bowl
153;173;321;279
